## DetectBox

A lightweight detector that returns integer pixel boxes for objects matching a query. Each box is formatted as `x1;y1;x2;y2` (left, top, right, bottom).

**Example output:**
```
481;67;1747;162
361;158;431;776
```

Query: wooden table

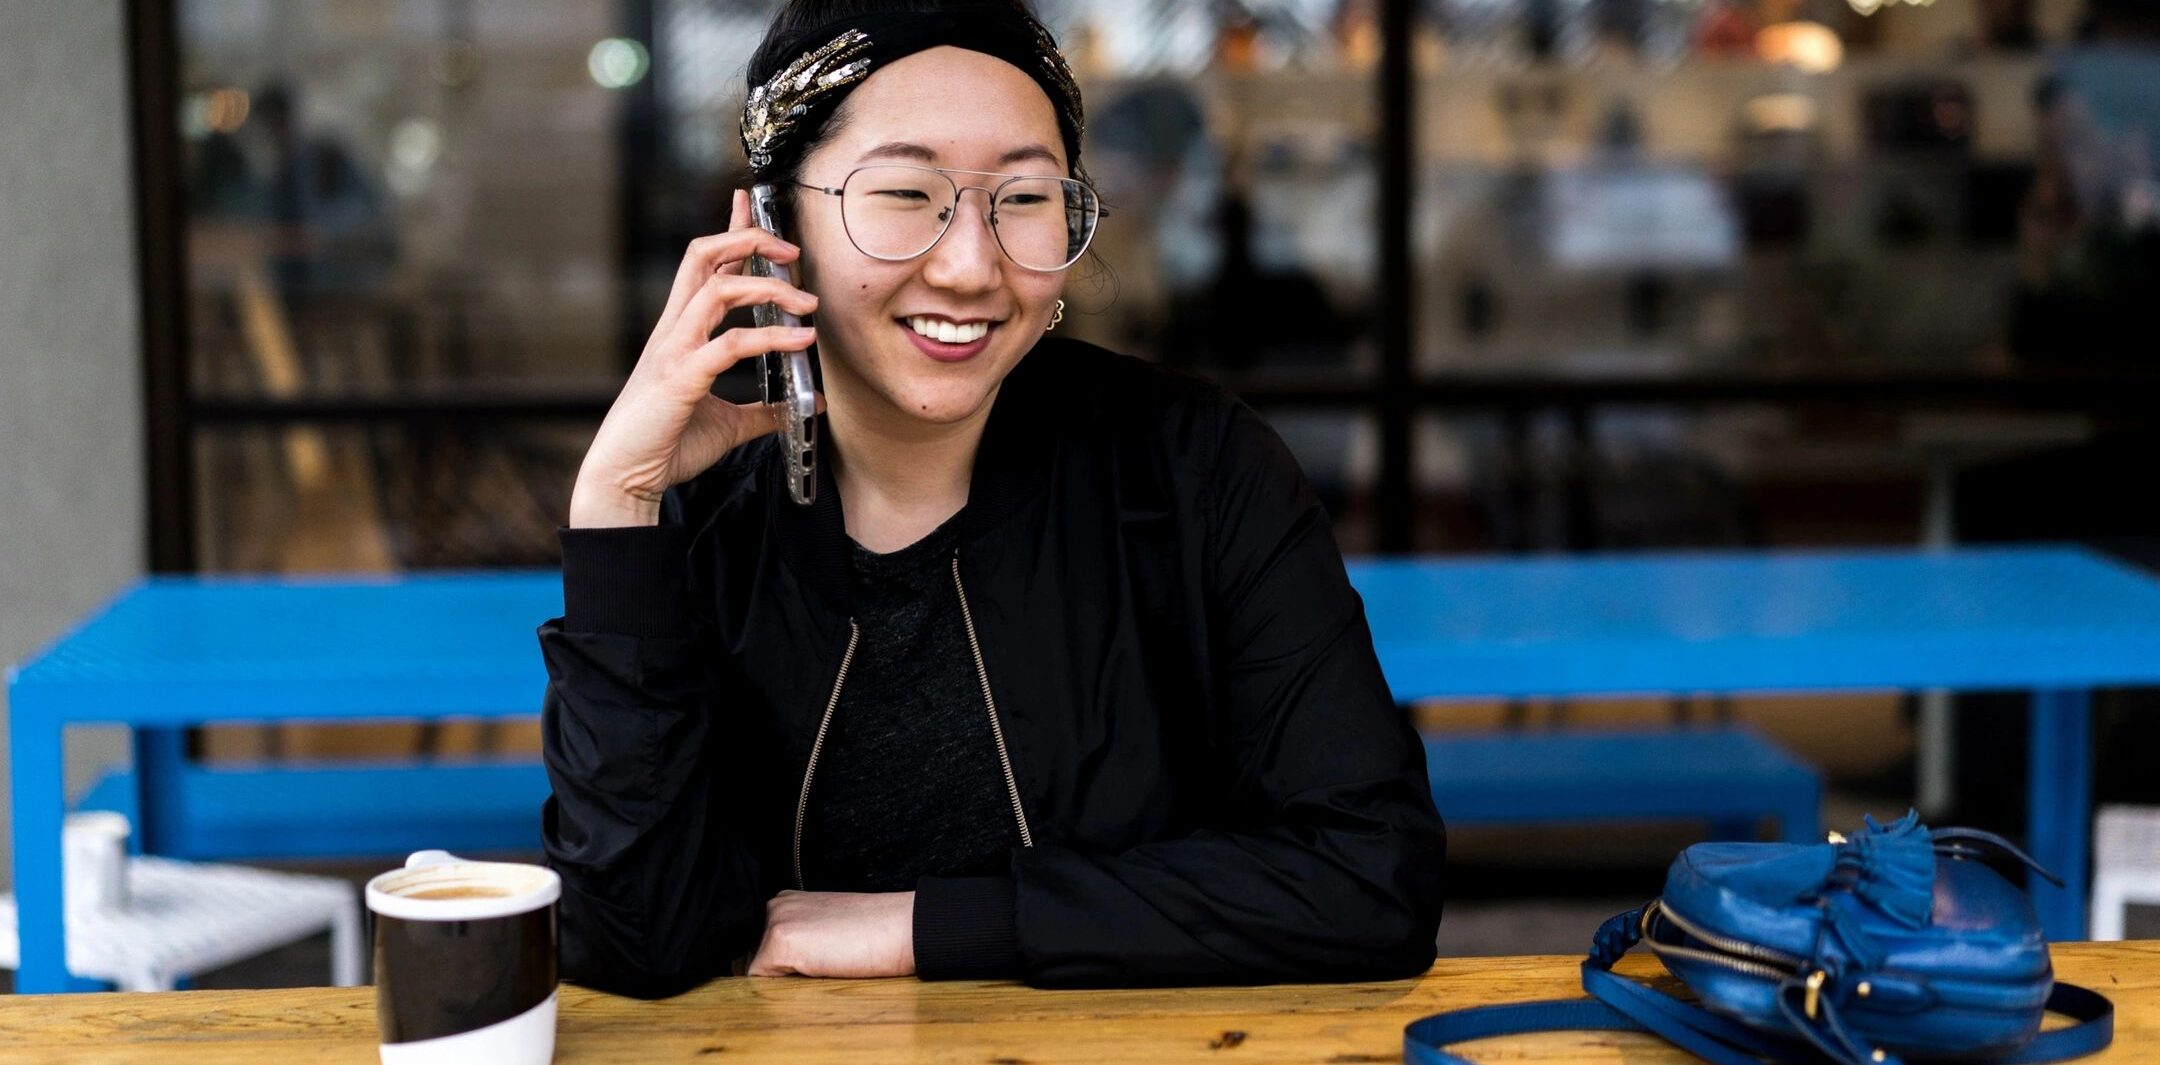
2;942;2152;1063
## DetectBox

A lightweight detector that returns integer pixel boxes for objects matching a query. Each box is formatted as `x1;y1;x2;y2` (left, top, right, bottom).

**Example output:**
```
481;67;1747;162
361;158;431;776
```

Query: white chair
2092;805;2160;942
1;856;363;992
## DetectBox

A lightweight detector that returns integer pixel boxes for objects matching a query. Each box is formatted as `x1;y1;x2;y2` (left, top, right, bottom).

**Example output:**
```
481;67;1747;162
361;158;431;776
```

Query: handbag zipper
1644;898;1807;980
792;619;861;890
951;554;1036;848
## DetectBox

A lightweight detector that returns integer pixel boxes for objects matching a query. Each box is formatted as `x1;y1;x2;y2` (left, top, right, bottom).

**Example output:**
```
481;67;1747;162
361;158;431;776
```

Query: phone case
746;184;818;506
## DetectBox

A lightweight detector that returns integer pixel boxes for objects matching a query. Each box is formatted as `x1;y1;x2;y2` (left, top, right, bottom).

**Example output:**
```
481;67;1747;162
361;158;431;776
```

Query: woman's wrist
568;482;662;529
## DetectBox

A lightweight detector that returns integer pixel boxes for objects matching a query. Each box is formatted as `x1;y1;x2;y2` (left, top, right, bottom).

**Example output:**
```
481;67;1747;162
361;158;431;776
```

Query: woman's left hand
746;890;917;977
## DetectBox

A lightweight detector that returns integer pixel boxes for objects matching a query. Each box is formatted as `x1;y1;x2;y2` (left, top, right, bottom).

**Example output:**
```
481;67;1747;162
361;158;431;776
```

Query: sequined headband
740;9;1086;177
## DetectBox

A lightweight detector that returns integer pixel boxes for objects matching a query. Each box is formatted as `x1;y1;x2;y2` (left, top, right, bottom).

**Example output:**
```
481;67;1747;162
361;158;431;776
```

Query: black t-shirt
797;511;1021;892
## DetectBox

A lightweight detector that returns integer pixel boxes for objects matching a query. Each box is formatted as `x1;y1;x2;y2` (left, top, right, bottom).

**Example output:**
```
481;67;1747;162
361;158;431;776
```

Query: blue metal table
1352;545;2160;949
7;570;562;992
11;546;2160;991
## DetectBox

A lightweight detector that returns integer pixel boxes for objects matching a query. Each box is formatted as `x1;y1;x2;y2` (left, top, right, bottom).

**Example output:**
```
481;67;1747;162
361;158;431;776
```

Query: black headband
740;9;1085;180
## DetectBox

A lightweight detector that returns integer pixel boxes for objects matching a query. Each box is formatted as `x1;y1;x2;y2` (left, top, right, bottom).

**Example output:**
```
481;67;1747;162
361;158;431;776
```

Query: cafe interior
3;0;2159;1059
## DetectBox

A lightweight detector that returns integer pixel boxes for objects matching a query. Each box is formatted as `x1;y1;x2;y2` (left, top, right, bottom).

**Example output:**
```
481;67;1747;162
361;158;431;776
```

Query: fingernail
789;326;815;336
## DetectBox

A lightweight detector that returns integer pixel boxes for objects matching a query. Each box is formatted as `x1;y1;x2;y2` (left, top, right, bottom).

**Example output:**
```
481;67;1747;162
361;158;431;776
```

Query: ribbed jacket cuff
557;524;693;637
913;874;1023;980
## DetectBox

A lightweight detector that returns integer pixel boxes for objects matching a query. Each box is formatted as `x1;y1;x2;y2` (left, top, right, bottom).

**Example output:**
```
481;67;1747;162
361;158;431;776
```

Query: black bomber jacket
537;337;1448;997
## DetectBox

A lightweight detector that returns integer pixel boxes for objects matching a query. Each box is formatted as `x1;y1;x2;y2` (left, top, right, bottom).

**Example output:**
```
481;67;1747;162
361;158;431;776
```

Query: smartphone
745;184;818;506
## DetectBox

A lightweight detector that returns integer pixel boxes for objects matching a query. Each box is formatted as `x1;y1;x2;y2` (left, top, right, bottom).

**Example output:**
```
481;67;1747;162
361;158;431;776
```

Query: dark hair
744;0;1089;197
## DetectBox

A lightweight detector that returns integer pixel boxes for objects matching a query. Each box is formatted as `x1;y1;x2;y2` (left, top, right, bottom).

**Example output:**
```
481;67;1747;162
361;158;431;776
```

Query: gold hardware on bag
1827;831;1848;844
1805;970;1828;1019
1857;981;1873;997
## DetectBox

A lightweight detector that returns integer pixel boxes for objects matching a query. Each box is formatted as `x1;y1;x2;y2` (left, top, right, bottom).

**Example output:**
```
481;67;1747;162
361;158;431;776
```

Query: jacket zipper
1644;898;1805;980
793;619;860;890
951;554;1036;849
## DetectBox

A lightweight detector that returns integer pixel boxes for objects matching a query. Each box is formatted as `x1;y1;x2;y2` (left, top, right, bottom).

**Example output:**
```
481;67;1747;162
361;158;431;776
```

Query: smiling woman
540;0;1447;996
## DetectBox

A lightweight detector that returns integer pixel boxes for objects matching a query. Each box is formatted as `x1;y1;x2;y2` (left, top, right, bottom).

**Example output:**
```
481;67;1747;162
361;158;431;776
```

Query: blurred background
4;0;2159;986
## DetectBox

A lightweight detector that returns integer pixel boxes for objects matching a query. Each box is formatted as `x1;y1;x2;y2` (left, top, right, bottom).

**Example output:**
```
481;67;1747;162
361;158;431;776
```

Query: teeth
907;316;989;344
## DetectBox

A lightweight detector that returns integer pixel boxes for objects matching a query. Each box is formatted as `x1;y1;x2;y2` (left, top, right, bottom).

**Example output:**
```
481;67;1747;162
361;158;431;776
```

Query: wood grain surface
1;941;2151;1063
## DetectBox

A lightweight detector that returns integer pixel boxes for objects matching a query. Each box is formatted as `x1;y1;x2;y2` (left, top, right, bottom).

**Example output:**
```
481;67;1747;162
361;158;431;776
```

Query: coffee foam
367;861;560;923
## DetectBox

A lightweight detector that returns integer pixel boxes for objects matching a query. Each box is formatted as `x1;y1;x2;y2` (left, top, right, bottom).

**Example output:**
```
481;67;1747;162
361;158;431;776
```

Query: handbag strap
1990;983;2116;1065
1402;998;1655;1065
1402;908;2116;1065
1405;909;1808;1065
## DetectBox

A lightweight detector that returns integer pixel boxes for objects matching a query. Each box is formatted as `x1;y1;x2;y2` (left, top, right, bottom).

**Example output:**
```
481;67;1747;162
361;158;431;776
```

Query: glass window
171;0;1390;571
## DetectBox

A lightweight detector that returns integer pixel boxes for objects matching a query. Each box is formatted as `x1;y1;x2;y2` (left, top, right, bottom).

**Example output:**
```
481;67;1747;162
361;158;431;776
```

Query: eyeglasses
794;164;1101;272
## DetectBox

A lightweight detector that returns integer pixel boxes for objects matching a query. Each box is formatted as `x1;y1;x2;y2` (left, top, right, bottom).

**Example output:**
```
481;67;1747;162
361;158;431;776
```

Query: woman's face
790;46;1070;429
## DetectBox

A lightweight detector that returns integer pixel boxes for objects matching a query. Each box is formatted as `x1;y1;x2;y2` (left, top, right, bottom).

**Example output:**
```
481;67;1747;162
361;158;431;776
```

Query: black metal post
1376;0;1418;552
127;0;195;573
615;0;661;374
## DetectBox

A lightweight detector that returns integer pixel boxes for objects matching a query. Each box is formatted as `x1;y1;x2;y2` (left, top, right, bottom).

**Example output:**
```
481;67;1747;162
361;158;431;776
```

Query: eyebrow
857;141;1063;168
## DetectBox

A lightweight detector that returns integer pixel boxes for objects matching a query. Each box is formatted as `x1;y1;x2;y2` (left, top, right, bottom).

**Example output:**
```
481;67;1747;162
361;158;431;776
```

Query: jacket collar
771;342;1063;612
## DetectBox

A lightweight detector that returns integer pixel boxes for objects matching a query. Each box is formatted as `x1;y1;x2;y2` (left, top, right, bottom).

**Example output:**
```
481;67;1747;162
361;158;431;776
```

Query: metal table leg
6;692;100;992
2027;688;2092;941
131;728;189;855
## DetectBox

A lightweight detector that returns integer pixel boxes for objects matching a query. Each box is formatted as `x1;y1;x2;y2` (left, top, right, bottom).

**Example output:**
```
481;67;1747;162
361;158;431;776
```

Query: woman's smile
897;314;998;361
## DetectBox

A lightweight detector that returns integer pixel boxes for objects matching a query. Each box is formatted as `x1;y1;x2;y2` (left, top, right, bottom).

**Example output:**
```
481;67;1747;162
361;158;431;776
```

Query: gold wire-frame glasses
792;163;1103;272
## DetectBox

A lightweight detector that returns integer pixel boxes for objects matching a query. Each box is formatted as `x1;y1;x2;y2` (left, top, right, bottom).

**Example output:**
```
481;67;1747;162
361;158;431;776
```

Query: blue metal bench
76;762;547;860
1424;726;1820;843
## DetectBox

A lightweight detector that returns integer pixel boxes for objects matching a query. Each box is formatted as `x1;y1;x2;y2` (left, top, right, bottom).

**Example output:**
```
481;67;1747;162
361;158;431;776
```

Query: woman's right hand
570;188;821;528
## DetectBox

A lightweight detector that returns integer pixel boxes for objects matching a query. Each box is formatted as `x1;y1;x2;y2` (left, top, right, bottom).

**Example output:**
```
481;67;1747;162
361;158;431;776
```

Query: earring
1046;298;1065;332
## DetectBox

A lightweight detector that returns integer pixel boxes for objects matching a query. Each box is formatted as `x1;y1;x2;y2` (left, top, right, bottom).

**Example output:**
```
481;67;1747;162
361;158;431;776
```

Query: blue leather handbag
1405;813;2114;1065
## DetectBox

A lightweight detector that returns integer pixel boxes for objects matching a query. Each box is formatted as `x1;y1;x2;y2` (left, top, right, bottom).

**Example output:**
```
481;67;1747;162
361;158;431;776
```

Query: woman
540;0;1445;996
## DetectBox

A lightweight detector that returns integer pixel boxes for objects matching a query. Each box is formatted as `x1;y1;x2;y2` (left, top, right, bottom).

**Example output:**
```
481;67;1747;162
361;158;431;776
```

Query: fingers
743;891;914;979
747;891;802;977
717;188;750;277
672;270;817;350
662;230;798;326
745;944;792;976
682;324;816;381
745;932;794;977
657;203;800;327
